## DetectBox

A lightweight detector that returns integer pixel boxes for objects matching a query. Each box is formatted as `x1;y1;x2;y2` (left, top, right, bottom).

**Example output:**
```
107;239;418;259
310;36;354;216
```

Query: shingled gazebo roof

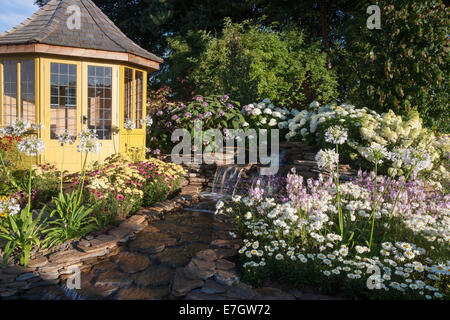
0;0;162;70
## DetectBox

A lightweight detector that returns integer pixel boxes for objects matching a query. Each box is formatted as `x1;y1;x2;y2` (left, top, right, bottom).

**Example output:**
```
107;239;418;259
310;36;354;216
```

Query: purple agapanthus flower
204;111;212;117
165;121;172;127
218;110;225;116
156;110;163;116
171;114;179;120
184;112;192;118
202;102;209;108
195;96;204;102
153;149;161;155
226;103;234;109
221;95;230;101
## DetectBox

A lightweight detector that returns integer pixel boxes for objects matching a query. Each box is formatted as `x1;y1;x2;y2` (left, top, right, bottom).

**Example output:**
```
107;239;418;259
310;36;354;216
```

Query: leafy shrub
286;101;450;188
147;94;245;153
335;0;449;131
170;19;338;109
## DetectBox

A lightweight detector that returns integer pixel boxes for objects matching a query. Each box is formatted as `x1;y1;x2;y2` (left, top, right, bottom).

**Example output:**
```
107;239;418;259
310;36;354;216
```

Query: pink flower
116;194;125;201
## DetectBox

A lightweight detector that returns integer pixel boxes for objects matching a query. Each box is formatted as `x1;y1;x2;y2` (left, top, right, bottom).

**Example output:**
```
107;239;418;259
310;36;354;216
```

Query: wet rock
22;285;67;300
214;269;240;286
118;286;170;300
185;290;230;300
0;288;18;298
153;247;190;268
200;279;228;294
134;265;175;287
117;252;150;274
225;282;255;300
171;268;204;297
95;269;133;288
15;272;38;281
27;256;49;268
184;257;216;280
184;243;209;255
253;287;295;300
216;259;235;271
92;261;116;272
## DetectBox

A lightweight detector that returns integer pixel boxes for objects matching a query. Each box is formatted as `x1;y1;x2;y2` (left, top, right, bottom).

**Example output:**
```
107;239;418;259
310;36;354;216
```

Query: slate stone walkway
44;211;214;300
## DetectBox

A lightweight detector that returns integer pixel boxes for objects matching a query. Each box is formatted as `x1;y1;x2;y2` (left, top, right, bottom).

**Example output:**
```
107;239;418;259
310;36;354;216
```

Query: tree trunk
319;1;332;69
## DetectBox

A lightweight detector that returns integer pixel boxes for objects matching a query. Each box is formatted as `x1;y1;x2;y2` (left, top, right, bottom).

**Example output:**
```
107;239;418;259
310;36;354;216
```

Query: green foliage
43;191;99;248
0;207;45;267
168;19;338;108
147;94;243;153
335;0;449;131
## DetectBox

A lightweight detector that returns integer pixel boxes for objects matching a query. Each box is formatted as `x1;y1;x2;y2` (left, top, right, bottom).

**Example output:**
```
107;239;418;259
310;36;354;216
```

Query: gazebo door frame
81;62;119;165
42;57;82;172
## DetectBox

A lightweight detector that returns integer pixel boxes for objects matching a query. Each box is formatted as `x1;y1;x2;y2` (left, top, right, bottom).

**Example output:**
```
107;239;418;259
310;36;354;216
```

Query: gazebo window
50;62;77;139
123;67;144;129
135;70;143;128
124;67;133;124
88;65;112;140
2;60;18;126
21;60;36;123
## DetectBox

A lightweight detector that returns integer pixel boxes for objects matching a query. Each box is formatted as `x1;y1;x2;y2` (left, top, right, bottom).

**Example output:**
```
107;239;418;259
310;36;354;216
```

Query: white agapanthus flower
401;148;431;174
325;125;348;145
124;119;136;130
360;142;390;164
77;129;101;154
18;136;45;156
141;115;153;127
315;149;339;169
57;130;76;145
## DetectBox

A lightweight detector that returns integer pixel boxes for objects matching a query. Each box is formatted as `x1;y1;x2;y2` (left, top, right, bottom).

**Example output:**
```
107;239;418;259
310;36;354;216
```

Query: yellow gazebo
0;0;162;171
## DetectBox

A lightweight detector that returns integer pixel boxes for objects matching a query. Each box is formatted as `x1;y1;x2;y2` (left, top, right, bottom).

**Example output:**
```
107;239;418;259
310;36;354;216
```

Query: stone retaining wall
0;181;201;299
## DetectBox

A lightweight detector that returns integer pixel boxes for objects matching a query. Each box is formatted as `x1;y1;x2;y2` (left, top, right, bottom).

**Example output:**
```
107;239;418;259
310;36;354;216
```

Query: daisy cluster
218;169;449;299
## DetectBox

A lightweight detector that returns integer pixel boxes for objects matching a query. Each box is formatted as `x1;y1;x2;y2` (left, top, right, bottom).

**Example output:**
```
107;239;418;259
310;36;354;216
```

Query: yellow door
42;58;82;172
119;66;147;156
42;59;119;172
81;62;119;165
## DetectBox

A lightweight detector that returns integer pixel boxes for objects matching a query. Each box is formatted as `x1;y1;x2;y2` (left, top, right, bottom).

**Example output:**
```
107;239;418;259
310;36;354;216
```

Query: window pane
21;60;36;123
124;68;133;125
50;62;77;139
3;60;18;126
88;66;112;140
135;70;143;129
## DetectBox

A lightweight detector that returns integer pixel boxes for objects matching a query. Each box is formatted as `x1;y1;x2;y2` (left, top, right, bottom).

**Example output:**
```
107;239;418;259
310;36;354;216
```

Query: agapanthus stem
77;152;89;205
0;151;18;188
60;146;65;194
27;157;33;213
389;169;412;220
369;161;378;249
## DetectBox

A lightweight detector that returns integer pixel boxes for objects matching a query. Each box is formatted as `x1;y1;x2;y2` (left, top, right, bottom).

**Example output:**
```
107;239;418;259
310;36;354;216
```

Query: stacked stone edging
0;177;201;299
